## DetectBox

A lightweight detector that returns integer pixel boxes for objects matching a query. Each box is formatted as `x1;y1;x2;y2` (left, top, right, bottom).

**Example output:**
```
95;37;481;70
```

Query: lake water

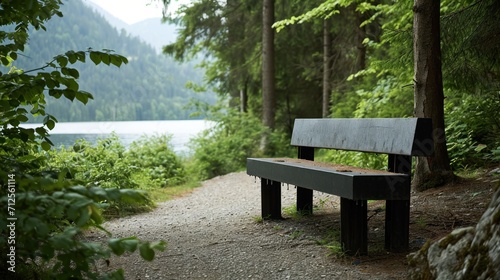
21;120;214;154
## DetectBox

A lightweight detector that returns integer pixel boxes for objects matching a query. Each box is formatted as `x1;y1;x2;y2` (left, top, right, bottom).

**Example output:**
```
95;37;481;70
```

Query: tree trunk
413;0;454;190
262;0;275;129
261;0;276;151
322;19;332;118
240;81;248;113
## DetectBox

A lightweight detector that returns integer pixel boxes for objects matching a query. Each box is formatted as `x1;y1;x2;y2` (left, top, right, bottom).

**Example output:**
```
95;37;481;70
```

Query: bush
445;94;500;169
317;149;387;170
44;134;138;190
0;139;165;279
126;134;187;187
189;107;292;180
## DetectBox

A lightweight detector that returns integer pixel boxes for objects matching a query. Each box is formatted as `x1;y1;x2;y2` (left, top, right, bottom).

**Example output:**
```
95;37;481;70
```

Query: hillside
9;0;214;122
83;0;178;52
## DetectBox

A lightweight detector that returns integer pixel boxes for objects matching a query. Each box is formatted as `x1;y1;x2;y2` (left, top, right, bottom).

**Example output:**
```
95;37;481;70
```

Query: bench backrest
291;118;434;156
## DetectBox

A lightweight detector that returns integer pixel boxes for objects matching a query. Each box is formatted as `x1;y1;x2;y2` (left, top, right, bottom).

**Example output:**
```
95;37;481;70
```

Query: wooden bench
246;118;434;255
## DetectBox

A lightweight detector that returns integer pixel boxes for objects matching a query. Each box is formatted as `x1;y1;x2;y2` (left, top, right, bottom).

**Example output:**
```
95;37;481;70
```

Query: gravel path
90;172;405;279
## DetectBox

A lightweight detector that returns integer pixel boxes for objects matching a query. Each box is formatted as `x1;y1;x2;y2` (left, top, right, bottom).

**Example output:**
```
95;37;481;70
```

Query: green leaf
66;79;79;91
48;89;63;98
9;52;17;60
110;55;122;67
108;239;126;256
61;67;80;79
75;207;91;226
139;243;155;261
475;144;487;152
150;240;167;251
66;51;77;64
75;91;91;104
41;141;51;151
46;119;56;130
101;53;111;65
120;237;139;252
63;90;76;101
76;51;86;62
16;115;29;122
1;56;10;66
9;119;20;126
45;77;56;89
90;52;101;65
36;127;47;136
56;55;68;67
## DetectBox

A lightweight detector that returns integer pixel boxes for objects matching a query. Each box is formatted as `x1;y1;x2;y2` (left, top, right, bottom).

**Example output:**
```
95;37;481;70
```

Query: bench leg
297;187;313;215
340;198;368;255
261;179;281;219
385;200;410;252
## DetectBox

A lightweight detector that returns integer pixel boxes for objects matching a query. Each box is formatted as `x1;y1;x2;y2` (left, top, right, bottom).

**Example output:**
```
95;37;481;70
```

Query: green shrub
445;94;500;169
126;134;187;187
317;149;387;170
0;171;165;279
44;134;139;190
189;107;291;180
0;138;165;279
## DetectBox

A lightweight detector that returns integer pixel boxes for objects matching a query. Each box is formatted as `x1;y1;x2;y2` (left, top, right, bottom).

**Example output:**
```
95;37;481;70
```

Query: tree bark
322;19;332;118
413;0;454;190
262;0;276;129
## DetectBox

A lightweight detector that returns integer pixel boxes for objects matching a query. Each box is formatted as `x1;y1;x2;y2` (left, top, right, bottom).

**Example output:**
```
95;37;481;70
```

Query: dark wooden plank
385;154;412;252
247;158;410;200
297;146;314;214
340;198;368;255
385;200;410;252
290;118;434;156
261;178;281;219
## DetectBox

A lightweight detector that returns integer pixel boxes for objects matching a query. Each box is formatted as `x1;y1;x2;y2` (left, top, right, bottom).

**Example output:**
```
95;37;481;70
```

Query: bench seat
247;158;410;200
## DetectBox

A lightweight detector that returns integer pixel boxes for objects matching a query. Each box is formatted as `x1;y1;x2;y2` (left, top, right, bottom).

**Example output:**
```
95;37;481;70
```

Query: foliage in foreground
0;1;167;278
41;133;188;215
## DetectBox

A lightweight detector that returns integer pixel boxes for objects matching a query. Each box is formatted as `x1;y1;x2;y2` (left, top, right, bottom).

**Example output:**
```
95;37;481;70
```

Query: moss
437;228;470;249
407;242;433;280
461;243;493;280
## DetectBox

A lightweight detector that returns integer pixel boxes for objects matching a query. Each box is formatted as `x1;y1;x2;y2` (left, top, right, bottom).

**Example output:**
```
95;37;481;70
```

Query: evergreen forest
4;0;215;122
162;0;499;179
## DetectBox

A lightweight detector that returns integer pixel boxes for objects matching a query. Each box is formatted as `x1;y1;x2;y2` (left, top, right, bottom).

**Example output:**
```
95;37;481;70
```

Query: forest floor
87;168;499;279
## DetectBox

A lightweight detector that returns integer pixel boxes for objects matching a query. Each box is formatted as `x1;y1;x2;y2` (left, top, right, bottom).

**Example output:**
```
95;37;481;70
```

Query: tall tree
262;0;276;130
322;18;332;118
412;0;454;190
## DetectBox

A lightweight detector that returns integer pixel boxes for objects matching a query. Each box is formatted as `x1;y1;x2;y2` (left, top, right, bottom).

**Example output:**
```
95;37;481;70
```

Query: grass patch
253;216;264;223
147;180;201;202
283;204;312;218
455;167;488;179
316;228;344;257
289;230;304;240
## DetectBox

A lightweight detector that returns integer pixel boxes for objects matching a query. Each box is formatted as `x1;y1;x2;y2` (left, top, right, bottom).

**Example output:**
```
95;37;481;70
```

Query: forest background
0;0;499;279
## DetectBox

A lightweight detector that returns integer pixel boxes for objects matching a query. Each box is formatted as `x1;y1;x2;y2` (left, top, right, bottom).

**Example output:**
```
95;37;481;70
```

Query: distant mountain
82;0;178;53
129;18;178;53
82;0;129;32
6;0;215;122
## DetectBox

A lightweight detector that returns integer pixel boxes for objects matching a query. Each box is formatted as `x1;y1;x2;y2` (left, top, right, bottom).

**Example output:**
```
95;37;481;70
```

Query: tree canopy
161;0;499;178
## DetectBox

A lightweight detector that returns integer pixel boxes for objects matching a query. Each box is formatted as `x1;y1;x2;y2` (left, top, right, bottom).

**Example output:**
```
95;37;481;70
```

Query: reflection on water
22;120;213;154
